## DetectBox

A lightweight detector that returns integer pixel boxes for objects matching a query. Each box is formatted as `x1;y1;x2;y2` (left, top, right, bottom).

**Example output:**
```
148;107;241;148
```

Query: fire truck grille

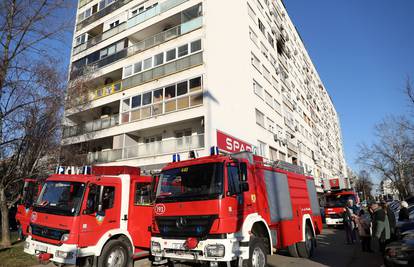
31;224;69;241
156;215;217;238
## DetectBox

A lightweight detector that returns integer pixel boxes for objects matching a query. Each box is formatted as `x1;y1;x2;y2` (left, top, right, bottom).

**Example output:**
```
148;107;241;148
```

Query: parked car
385;230;414;267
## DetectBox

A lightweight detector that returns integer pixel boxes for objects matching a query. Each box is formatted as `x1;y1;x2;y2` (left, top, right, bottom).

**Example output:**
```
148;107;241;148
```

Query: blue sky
284;0;414;174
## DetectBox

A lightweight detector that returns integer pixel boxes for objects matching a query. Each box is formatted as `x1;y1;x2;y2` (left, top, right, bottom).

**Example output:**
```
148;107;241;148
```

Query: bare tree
354;170;373;202
406;77;414;106
357;117;414;200
0;0;73;247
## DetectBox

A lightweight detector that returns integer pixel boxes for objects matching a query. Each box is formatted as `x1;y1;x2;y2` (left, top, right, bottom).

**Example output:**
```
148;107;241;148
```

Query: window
166;49;176;62
251;53;260;71
142;92;152;105
177;81;188;96
190;40;201;53
257;141;266;156
134;183;153;205
134;61;142;73
265;91;273;107
253;80;263;97
131;95;141;108
268;33;275;48
258;19;265;34
154;53;164;66
75;34;87;46
178;44;189;57
102;186;115;210
109;20;120;29
249;28;258;45
190;77;202;92
153;89;163;102
165;85;176;99
227;165;241;195
256;109;265;127
124;65;133;77
267;117;275;133
143;57;152;70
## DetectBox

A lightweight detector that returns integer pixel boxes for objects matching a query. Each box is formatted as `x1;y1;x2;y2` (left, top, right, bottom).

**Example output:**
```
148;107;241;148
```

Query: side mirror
240;182;249;192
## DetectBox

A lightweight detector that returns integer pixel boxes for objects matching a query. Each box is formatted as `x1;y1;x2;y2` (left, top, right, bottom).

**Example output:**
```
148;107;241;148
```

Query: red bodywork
153;154;322;249
28;166;155;260
324;190;358;225
16;178;42;237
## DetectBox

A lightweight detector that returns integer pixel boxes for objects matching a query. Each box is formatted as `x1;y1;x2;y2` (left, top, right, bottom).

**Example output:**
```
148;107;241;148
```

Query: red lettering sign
217;131;253;153
329;178;340;189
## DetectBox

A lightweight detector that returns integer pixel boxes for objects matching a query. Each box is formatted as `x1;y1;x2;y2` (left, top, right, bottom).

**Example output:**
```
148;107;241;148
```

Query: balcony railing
127;0;189;29
63;114;119;138
72;17;202;78
87;134;204;163
76;0;132;31
67;51;203;109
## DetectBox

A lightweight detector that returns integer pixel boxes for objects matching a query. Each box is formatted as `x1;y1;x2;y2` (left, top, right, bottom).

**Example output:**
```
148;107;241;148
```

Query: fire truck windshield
156;163;224;202
33;181;85;216
326;194;356;208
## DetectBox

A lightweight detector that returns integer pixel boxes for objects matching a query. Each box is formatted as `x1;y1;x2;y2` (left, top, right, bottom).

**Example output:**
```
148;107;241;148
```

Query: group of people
342;199;410;254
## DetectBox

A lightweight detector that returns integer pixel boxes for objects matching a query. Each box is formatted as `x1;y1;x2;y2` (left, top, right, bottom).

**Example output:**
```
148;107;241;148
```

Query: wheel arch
83;229;134;257
241;213;273;254
301;214;315;242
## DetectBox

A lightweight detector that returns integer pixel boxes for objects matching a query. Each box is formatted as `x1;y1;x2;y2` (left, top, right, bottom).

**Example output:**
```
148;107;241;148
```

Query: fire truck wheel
296;224;314;258
98;239;132;267
287;244;299;258
242;237;268;267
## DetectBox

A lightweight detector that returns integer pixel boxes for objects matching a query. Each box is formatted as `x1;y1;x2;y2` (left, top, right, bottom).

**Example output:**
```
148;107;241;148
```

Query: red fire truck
151;151;323;266
324;190;358;226
16;178;42;239
24;166;156;267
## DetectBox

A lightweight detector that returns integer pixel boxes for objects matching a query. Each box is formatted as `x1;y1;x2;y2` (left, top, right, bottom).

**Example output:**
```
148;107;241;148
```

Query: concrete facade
63;0;347;189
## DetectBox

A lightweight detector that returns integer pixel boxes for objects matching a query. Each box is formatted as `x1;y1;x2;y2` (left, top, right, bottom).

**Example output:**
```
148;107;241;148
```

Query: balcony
87;134;204;163
67;51;203;109
74;0;192;55
127;0;189;29
71;16;203;79
77;0;132;31
63;114;119;138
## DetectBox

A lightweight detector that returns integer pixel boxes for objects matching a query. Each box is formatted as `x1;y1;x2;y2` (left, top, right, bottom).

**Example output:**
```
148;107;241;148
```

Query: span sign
217;130;253;153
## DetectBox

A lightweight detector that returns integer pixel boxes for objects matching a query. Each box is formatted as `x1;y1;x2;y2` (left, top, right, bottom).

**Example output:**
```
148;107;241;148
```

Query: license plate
35;244;47;252
172;243;185;250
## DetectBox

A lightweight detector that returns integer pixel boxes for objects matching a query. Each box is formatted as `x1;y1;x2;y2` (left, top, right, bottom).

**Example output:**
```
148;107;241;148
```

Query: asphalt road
34;227;384;267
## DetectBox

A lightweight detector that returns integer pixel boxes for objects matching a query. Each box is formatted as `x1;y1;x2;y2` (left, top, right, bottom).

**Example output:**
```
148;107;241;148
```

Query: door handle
108;220;116;223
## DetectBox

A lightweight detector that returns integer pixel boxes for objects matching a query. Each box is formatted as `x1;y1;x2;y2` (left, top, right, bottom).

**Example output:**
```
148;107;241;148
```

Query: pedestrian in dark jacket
355;209;372;252
398;201;410;221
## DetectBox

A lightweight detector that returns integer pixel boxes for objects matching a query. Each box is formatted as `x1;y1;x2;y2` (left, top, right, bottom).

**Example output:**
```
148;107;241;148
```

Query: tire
296;224;314;258
288;244;299;257
76;256;94;267
242;236;268;267
98;239;132;267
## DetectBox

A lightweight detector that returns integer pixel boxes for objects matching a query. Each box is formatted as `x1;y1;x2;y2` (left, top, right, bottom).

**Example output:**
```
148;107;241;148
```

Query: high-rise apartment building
63;0;347;190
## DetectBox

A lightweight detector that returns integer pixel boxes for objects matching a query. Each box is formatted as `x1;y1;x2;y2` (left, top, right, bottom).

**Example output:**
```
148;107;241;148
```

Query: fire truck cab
151;150;322;266
24;166;156;267
324;190;358;226
16;178;42;239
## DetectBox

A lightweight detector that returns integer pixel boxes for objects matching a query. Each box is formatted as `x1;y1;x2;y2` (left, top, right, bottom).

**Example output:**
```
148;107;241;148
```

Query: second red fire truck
24;166;156;267
324;190;358;226
151;150;323;266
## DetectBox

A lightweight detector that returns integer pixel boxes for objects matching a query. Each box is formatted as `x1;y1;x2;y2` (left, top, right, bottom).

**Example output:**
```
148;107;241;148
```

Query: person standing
381;202;396;240
398;201;410;221
370;202;390;254
343;199;357;244
355;209;372;252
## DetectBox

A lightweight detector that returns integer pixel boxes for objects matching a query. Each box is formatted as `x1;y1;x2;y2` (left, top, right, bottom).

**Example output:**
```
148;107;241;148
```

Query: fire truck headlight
60;234;69;242
205;244;225;258
55;250;74;259
151;241;161;254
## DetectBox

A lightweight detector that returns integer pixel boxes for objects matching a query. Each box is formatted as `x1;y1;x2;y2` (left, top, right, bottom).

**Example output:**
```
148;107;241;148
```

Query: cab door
78;180;121;247
127;181;154;249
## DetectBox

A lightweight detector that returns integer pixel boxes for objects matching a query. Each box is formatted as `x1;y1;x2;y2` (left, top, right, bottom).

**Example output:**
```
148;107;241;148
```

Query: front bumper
24;236;78;265
326;217;343;225
151;236;245;262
